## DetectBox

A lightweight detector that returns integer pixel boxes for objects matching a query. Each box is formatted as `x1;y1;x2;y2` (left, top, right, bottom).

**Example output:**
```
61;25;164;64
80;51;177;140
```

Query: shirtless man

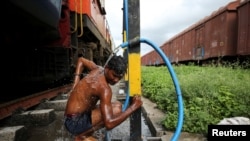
64;55;143;141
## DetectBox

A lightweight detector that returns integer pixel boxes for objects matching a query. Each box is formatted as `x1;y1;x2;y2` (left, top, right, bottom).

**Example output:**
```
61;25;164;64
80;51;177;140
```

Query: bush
141;65;250;134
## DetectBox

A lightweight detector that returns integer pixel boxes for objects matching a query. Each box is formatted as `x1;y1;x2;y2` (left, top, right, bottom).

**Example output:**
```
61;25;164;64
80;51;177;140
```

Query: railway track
0;84;72;121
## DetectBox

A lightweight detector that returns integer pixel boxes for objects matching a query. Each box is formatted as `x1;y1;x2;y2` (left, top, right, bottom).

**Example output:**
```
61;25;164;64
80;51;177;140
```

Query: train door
194;25;205;61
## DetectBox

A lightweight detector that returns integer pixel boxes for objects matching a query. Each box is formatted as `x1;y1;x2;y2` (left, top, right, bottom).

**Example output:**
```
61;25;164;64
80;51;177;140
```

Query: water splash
104;46;120;68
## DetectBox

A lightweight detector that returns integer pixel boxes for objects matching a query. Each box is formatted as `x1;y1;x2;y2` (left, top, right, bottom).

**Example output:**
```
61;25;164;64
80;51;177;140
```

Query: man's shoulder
89;65;103;71
89;66;104;74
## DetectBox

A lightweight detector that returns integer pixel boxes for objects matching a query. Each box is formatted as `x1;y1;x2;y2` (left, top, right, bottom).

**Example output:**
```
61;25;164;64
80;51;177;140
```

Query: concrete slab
54;93;69;100
161;132;207;141
141;97;167;137
39;99;67;111
0;126;27;141
6;109;56;126
146;136;161;141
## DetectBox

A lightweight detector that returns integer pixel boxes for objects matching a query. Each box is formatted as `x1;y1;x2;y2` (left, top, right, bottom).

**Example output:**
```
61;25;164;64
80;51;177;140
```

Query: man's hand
130;95;143;112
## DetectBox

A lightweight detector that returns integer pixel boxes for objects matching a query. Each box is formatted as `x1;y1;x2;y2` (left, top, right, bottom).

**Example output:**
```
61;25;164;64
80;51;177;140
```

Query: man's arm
72;57;98;89
100;89;142;130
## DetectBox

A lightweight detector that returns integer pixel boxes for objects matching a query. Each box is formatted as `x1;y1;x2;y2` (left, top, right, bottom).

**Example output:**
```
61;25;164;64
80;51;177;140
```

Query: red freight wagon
161;42;172;63
180;28;195;62
141;51;161;66
202;1;239;59
141;0;250;66
237;0;250;56
162;0;239;64
141;51;152;66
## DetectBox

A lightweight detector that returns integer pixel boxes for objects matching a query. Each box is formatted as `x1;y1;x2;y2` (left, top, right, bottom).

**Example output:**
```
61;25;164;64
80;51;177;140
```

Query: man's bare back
65;67;109;115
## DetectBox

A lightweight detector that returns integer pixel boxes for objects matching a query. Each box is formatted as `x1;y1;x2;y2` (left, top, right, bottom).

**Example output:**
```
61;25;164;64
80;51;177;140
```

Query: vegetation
141;64;250;134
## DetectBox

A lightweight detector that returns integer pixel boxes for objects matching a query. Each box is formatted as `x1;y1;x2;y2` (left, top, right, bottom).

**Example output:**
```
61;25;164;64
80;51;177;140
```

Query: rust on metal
237;0;250;55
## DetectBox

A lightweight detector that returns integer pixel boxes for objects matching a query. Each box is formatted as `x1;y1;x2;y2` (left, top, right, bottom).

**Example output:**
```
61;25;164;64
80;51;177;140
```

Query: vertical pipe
122;0;130;112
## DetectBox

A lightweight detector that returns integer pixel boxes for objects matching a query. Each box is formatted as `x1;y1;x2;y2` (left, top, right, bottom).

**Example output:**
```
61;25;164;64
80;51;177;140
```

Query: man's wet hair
106;54;127;76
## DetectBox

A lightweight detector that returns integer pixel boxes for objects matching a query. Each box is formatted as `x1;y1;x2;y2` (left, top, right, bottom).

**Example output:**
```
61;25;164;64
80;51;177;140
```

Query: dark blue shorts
64;112;92;135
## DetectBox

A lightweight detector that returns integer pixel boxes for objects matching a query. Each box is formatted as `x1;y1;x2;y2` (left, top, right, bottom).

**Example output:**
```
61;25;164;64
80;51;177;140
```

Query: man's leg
91;101;123;127
75;101;123;140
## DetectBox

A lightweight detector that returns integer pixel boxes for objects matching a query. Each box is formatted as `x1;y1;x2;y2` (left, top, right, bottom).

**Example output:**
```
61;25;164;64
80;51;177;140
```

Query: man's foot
75;135;97;141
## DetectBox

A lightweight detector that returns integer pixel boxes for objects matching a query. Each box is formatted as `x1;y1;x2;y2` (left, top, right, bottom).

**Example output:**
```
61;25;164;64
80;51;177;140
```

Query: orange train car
2;0;113;101
141;0;250;66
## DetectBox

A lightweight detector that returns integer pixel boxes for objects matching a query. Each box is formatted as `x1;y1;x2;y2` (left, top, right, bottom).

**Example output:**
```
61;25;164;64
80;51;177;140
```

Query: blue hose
119;37;184;141
122;0;130;112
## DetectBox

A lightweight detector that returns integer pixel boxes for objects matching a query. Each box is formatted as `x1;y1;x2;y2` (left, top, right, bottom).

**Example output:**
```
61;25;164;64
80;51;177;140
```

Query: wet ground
26;111;73;141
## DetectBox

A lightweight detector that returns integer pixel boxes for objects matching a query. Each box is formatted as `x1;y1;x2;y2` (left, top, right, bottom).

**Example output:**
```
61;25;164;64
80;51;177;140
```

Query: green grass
141;65;250;134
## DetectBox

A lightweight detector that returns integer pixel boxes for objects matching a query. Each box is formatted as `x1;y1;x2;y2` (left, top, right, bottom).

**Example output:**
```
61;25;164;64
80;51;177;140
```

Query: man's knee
113;101;122;106
113;101;122;114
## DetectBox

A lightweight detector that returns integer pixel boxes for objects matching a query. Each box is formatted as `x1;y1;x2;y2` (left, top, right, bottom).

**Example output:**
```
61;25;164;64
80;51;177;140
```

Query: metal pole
127;0;141;140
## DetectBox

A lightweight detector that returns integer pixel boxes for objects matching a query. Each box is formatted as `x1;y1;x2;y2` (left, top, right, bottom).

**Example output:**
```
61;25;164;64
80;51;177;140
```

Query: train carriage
142;0;250;66
2;0;113;101
203;1;238;60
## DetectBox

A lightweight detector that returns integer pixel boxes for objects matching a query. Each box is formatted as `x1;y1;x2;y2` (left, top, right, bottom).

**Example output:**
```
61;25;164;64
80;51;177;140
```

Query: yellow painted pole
128;54;141;96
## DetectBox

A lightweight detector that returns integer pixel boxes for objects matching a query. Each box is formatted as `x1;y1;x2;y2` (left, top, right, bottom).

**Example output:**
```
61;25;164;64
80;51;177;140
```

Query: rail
0;84;72;120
